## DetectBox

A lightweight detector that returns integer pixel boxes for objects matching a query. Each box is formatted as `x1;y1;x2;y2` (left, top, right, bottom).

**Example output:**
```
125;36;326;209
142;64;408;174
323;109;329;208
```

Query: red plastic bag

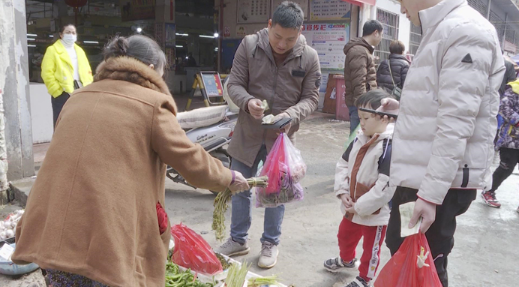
255;133;306;208
156;203;168;234
171;223;223;275
374;233;442;287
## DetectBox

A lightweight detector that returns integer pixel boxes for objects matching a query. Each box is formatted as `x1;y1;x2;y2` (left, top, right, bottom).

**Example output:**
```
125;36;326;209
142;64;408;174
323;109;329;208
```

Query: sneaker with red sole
481;191;501;208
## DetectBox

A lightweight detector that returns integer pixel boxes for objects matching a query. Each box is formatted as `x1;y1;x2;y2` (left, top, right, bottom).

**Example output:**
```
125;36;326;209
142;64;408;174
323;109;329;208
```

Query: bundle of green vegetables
215;253;231;270
225;263;251;287
256;166;304;208
212;176;268;241
165;262;215;287
248;275;279;287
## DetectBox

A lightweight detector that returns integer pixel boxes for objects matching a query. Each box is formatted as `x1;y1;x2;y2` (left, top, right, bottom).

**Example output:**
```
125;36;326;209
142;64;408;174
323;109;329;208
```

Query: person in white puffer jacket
386;0;506;286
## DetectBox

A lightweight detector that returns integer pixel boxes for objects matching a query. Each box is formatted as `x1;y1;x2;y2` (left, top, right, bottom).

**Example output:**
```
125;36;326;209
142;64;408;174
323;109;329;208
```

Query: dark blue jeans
348;106;360;134
230;145;285;245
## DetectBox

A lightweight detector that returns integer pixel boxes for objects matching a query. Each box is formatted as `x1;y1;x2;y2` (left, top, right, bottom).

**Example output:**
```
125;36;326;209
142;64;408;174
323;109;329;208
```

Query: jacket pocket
134;256;147;286
355;182;381;215
344;182;380;221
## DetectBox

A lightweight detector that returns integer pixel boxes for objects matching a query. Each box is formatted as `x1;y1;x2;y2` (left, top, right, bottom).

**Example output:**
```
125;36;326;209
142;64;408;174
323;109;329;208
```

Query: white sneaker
215;237;250;257
258;241;278;269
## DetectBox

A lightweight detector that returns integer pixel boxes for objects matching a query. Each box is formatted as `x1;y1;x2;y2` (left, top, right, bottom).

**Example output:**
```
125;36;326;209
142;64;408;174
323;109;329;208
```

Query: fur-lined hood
95;57;171;97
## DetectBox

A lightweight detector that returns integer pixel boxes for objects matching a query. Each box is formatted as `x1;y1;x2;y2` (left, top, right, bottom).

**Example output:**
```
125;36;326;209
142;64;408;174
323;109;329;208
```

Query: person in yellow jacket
41;24;93;128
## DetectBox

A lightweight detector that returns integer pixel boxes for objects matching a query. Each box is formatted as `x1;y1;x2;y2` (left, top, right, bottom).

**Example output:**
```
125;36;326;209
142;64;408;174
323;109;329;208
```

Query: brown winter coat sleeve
151;98;232;192
228;38;255;111
285;51;321;126
347;46;370;101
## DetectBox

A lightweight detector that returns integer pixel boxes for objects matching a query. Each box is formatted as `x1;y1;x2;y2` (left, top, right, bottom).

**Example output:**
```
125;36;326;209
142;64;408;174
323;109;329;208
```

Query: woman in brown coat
11;35;249;286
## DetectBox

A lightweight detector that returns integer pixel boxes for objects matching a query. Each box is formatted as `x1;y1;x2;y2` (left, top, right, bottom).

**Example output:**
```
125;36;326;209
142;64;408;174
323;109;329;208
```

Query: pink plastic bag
255;133;306;208
171;223;222;275
373;233;442;287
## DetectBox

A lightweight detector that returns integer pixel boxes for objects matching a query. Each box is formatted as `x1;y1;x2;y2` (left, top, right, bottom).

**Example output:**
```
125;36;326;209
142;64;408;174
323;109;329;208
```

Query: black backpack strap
342;138;356;162
378;139;392;176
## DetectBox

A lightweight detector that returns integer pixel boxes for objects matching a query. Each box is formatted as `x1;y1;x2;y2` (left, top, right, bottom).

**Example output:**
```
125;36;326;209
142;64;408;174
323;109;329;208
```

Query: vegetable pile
212;177;268;241
0;210;24;240
255;133;306;208
165;262;214;287
248;275;279;287
256;163;304;208
225;263;250;287
215;253;230;270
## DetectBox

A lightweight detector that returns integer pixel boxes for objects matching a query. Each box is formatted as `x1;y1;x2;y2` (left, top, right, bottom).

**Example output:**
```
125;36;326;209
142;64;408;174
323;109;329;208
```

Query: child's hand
344;205;356;214
340;194;353;208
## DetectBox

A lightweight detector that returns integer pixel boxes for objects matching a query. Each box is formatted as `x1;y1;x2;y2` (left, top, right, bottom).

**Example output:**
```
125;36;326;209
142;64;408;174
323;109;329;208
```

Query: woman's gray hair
104;35;167;73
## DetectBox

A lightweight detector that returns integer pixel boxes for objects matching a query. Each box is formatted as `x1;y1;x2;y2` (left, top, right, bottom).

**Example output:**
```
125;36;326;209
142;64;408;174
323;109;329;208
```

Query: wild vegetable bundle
256;162;304;208
165;262;214;287
212;177;268;241
225;263;250;287
247;275;279;287
215;253;230;270
255;133;306;208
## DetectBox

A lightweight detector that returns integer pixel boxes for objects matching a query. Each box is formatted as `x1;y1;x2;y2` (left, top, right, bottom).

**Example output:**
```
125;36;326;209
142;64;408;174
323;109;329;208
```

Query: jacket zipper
263;65;279;144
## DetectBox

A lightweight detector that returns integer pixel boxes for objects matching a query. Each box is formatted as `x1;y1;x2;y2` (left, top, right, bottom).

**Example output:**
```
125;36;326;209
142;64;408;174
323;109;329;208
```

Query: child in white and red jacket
324;90;395;287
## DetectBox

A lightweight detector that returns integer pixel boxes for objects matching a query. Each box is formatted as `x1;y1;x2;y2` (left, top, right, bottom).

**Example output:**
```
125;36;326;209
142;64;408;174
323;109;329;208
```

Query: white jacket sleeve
418;24;505;204
334;158;349;197
354;174;393;217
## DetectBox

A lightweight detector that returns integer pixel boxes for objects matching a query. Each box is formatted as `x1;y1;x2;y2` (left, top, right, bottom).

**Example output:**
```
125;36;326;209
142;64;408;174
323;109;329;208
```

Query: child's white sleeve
334;158;350;197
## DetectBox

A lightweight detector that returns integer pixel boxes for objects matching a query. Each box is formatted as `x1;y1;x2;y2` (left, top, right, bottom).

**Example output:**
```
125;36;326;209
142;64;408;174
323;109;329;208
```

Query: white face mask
62;34;77;46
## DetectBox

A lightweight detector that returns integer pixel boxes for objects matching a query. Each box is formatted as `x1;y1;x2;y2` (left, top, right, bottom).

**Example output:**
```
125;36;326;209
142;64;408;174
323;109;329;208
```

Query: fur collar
94;57;171;96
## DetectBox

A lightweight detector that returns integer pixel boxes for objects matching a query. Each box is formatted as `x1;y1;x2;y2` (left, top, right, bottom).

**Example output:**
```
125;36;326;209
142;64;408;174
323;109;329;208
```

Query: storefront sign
237;0;270;24
165;47;175;70
342;0;376;6
224;27;231;38
200;73;224;97
310;0;351;21
121;0;156;22
236;26;247;38
155;22;165;48
302;23;350;70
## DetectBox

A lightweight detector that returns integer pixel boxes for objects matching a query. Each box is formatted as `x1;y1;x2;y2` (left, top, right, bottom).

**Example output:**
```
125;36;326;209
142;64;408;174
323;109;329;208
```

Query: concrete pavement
164;113;519;287
7;111;519;286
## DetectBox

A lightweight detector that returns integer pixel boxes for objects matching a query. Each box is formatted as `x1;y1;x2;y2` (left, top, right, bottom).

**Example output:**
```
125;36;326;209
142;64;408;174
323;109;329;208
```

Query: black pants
51;92;70;129
489;147;519;193
386;187;476;287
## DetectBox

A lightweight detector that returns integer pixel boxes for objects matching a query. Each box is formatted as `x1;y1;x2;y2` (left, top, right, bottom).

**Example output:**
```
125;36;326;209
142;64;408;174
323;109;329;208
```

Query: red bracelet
231;171;236;184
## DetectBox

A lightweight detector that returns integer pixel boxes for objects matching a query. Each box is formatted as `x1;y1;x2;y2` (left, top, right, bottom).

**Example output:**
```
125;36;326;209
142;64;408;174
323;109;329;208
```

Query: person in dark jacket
482;80;519;210
483;55;518;208
343;20;383;134
376;40;410;95
500;56;516;96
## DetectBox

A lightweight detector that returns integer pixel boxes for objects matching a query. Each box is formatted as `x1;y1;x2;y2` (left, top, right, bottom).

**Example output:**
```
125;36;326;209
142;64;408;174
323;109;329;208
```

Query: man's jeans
348;106;360;134
230;145;285;246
